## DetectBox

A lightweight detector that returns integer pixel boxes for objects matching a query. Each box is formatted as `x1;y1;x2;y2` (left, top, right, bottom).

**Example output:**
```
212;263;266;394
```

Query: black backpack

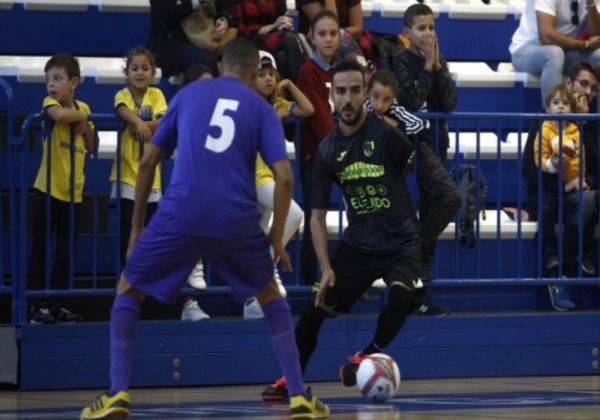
449;164;488;247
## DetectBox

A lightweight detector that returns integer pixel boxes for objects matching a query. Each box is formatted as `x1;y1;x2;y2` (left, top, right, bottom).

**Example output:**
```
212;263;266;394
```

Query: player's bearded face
333;71;366;127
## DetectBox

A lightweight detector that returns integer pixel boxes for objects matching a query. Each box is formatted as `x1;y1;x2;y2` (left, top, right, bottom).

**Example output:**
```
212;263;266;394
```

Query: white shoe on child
243;297;264;319
274;267;287;298
187;260;207;290
371;278;386;288
181;299;210;321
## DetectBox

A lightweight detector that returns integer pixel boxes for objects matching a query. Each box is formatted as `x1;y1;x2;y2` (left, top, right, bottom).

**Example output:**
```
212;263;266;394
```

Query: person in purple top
80;38;329;420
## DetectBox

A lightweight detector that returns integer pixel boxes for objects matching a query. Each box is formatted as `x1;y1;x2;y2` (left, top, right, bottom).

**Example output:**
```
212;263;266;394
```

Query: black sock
294;303;328;373
363;286;414;354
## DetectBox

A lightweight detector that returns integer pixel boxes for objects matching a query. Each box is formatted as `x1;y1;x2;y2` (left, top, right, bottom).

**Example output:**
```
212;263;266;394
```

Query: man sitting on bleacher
532;83;597;311
510;0;600;106
522;62;599;311
522;61;599;266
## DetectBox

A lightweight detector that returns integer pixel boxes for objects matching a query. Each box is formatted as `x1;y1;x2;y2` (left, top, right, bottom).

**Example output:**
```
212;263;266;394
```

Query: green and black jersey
312;112;420;252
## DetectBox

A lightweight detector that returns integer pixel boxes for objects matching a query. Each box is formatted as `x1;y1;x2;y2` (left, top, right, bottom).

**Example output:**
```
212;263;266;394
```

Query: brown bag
180;0;236;55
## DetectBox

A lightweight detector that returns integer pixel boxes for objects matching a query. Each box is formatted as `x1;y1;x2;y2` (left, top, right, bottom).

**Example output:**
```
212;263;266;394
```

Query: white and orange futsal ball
356;353;400;402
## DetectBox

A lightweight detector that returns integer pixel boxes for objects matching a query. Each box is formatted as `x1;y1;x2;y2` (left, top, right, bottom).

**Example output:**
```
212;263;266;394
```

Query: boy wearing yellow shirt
29;53;95;324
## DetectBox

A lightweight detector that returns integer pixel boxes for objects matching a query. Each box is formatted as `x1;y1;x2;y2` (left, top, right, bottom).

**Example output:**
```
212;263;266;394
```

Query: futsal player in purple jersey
80;38;329;420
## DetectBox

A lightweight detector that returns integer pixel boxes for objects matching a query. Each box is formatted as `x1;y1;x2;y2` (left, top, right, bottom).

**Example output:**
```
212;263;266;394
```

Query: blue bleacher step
18;311;600;390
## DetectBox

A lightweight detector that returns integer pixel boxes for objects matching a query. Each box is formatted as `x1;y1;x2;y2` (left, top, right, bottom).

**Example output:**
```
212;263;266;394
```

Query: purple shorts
123;217;273;303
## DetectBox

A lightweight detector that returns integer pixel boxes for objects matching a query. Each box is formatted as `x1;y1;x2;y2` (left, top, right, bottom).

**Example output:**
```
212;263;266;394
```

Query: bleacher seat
0;54;538;95
448;131;499;159
448;61;516;88
94;0;149;13
446;131;527;159
22;0;88;12
497;62;541;88
96;131;298;161
447;0;509;20
4;0;529;19
319;209;536;241
0;55;162;84
379;0;444;18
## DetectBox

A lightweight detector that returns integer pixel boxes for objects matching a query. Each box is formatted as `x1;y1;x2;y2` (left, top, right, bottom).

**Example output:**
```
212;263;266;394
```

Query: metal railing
430;112;600;284
5;110;600;325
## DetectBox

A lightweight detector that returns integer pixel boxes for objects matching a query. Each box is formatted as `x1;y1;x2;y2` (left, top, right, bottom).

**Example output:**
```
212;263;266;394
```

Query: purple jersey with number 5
151;76;286;238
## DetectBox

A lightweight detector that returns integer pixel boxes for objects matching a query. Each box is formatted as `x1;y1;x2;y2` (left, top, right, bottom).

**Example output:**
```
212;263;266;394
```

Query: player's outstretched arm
310;208;336;308
270;159;293;272
127;143;165;259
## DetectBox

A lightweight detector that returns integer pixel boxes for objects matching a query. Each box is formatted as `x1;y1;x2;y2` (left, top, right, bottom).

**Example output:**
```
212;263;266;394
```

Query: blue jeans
511;44;600;105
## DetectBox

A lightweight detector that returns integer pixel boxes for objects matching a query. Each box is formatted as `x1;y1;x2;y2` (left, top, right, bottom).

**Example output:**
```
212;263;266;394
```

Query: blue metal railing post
18;114;44;324
0;77;21;325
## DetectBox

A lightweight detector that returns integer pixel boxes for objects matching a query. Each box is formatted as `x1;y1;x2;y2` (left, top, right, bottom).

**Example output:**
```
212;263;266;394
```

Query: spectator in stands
389;4;459;314
365;69;460;316
262;60;419;402
296;9;339;284
28;53;95;324
391;3;457;161
111;47;167;270
148;0;237;77
297;0;371;64
231;0;306;81
533;83;597;311
510;0;600;105
522;61;599;278
244;50;313;319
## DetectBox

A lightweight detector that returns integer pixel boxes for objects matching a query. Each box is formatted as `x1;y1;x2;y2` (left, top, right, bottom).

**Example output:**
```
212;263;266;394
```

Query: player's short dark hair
368;69;399;95
310;9;339;32
567;60;600;83
44;53;80;79
222;38;259;72
332;60;365;84
404;3;434;28
183;63;214;86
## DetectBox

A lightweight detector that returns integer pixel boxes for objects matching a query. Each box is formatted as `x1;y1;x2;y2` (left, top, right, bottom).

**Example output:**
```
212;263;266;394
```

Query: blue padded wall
19;313;600;390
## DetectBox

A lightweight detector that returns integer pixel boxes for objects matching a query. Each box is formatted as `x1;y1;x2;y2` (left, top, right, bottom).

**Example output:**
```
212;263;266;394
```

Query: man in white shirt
510;0;600;104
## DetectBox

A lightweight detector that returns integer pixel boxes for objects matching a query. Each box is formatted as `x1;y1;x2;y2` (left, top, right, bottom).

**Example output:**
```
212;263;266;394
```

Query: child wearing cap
243;50;315;319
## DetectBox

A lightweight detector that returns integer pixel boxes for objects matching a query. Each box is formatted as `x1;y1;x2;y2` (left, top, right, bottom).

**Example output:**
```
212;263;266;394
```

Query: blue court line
2;390;600;419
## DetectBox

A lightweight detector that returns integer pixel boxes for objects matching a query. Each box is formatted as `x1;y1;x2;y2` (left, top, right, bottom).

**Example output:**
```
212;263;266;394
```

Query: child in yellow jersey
28;53;95;324
244;50;315;319
534;83;597;311
110;47;167;265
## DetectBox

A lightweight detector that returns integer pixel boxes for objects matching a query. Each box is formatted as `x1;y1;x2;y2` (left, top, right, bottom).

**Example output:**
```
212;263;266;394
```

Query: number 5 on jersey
205;98;240;153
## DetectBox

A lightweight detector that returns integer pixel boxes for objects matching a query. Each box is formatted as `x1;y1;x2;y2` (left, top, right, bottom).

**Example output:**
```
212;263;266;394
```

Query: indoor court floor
2;376;600;419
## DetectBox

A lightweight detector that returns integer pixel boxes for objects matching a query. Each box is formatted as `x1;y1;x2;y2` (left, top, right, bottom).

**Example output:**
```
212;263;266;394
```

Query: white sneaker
243;297;264;319
187;260;207;290
181;299;210;321
274;267;287;298
371;278;386;288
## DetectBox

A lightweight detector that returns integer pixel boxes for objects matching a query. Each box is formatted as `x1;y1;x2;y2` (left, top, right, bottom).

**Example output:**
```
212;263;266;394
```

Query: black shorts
322;241;420;313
